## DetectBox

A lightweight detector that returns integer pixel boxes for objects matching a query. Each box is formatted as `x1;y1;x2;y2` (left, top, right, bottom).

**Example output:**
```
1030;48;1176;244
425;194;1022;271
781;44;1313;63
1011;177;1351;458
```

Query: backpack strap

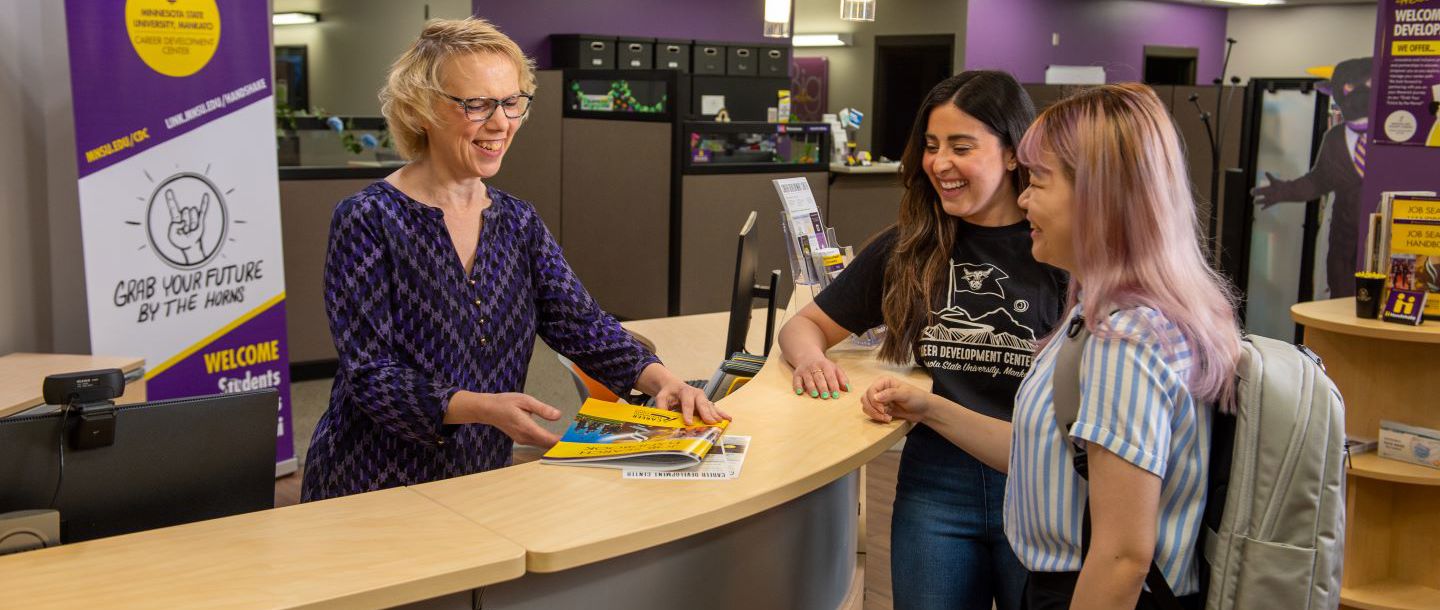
1051;313;1185;610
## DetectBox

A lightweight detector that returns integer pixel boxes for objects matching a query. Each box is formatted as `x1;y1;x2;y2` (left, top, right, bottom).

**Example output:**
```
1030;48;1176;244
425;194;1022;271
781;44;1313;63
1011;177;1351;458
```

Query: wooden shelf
1342;581;1440;610
1350;453;1440;486
1291;298;1440;344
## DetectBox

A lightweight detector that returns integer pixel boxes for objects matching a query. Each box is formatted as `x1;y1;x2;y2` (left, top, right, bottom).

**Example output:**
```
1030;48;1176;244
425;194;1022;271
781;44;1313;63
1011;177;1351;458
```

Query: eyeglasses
441;92;534;123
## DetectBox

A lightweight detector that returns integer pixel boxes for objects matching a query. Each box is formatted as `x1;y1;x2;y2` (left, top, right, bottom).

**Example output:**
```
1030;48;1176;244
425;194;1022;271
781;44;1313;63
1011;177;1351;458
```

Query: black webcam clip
42;369;125;450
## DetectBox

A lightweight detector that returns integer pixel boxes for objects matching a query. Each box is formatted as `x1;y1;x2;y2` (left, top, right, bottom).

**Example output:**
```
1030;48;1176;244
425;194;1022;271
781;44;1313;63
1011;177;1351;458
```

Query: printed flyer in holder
542;399;730;471
63;1;294;472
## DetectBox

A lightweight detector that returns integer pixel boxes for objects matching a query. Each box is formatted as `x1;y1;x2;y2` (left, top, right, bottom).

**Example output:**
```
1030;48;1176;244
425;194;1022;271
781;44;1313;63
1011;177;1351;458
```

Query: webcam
42;369;125;450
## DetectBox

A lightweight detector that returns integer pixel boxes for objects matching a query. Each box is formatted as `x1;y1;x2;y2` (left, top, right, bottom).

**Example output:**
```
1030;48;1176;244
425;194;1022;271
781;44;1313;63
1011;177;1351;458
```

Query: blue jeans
891;425;1026;610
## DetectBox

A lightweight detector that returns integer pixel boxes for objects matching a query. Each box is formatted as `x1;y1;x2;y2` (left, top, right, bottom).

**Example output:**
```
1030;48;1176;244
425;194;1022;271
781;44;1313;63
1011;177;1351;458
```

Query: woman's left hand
653;380;731;425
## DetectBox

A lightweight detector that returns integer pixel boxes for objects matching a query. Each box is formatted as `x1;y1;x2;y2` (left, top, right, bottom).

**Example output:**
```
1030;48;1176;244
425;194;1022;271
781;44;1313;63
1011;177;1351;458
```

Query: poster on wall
1375;0;1440;147
791;57;828;122
64;0;295;473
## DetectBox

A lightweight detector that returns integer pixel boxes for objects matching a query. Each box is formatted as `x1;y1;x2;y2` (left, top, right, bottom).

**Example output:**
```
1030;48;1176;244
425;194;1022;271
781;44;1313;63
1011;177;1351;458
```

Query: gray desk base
406;471;859;610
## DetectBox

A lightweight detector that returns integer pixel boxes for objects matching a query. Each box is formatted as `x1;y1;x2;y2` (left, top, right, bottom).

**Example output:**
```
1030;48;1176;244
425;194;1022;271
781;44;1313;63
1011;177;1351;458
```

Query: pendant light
764;0;792;38
840;0;875;22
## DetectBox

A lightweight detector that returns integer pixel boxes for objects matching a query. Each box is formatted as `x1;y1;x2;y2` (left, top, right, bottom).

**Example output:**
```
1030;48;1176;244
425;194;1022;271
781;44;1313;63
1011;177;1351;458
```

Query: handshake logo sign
144;172;229;269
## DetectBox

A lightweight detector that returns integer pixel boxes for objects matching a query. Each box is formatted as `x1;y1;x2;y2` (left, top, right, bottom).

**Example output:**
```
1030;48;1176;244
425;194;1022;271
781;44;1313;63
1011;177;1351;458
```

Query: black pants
1022;571;1203;610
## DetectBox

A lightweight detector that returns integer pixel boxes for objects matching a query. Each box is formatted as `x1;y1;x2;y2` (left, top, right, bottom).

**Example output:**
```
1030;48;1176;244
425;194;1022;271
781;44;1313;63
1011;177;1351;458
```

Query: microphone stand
1203;37;1238;261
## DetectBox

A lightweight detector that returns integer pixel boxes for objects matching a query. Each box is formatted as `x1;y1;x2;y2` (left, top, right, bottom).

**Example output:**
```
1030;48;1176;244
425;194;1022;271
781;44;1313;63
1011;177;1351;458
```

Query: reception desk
0;292;928;609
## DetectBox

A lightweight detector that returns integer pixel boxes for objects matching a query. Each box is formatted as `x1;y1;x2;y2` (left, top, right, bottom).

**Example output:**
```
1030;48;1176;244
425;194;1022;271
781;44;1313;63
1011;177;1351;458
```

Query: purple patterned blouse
301;181;659;501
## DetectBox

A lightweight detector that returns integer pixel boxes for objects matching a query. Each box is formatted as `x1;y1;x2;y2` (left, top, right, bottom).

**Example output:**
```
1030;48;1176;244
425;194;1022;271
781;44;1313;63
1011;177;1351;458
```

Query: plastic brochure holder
780;210;819;286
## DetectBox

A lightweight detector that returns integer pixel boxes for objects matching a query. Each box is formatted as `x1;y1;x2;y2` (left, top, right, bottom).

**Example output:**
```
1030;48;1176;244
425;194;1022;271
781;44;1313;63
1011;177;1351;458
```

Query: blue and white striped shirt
1005;306;1211;595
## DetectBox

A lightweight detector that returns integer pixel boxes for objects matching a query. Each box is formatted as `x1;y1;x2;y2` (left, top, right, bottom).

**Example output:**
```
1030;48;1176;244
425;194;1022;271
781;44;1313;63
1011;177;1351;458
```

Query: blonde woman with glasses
302;18;725;502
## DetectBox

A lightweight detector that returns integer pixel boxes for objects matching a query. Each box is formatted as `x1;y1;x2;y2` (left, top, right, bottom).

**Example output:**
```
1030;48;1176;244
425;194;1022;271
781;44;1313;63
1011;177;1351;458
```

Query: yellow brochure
541;398;729;471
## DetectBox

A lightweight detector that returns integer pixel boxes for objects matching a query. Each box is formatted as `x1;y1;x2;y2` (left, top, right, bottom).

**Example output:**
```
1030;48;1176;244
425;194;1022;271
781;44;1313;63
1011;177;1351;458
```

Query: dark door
872;35;954;163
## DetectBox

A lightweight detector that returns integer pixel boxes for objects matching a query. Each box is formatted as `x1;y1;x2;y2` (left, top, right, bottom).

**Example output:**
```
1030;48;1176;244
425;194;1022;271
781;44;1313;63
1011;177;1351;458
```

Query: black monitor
0;389;278;543
725;211;781;360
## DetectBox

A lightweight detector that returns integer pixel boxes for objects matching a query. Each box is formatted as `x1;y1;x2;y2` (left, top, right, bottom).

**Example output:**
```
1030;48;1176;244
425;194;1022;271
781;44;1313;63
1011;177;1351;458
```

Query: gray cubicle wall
487;70;563;237
279;176;379;366
677;172;828;316
560;118;673;320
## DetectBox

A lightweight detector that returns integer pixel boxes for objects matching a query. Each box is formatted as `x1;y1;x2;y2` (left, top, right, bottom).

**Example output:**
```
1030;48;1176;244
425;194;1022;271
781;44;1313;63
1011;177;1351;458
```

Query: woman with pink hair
861;83;1240;608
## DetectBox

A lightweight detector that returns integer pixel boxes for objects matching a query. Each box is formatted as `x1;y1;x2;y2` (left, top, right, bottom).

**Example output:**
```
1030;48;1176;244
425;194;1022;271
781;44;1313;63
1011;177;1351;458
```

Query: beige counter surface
0;291;925;606
0;488;526;610
415;291;928;573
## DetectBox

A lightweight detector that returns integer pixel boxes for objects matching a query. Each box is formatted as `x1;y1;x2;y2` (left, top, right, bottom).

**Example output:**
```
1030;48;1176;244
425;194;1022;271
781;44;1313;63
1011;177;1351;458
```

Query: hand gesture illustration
165;188;210;264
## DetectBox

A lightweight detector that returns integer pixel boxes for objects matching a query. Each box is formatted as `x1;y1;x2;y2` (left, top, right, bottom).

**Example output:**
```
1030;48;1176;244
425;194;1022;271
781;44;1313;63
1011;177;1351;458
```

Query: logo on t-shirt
919;260;1041;379
952;263;1009;299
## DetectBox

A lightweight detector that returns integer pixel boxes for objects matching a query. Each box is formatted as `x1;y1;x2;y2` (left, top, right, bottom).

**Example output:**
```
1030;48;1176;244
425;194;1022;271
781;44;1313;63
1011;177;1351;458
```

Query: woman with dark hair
778;71;1066;609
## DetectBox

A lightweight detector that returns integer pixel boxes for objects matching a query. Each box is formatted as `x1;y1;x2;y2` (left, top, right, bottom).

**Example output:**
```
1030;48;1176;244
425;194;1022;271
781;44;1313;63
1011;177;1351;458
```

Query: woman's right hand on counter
449;391;563;447
791;355;851;400
778;303;856;400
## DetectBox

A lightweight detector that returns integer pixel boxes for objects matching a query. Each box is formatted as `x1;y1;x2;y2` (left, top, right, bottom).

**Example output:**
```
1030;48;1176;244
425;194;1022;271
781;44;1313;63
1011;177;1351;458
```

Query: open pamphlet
541;399;729;471
623;435;751;480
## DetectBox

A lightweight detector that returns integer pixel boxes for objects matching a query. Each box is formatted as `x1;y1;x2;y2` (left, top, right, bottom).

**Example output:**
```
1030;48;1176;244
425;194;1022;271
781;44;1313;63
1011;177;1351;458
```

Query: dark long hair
878;70;1036;363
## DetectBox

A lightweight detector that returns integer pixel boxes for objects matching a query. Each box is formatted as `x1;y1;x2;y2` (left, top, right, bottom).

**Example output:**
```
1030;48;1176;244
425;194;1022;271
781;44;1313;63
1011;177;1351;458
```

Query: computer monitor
725;211;781;360
0;388;278;543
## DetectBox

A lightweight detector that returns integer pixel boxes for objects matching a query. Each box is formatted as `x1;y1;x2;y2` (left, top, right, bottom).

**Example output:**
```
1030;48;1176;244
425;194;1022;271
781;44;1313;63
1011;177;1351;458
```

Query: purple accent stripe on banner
147;299;295;464
64;0;273;179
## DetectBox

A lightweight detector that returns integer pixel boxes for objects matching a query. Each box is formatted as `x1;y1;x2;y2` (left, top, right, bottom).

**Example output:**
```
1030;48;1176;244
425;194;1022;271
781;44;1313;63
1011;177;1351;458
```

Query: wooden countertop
0;353;146;418
829;162;901;175
1;291;926;605
621;308;771;381
415;291;928;573
1292;298;1440;344
0;488;526;610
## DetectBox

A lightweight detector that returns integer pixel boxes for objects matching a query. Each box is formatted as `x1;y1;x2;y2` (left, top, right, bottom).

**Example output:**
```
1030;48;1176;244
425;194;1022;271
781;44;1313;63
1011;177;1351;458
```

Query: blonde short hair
380;17;537;160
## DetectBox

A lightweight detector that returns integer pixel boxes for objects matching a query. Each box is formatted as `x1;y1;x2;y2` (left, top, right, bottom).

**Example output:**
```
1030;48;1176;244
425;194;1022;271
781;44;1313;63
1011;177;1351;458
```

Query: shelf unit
1291;298;1440;610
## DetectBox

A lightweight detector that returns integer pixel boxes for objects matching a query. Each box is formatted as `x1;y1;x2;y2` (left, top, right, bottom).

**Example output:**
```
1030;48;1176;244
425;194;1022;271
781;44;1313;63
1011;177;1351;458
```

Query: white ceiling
1159;0;1375;6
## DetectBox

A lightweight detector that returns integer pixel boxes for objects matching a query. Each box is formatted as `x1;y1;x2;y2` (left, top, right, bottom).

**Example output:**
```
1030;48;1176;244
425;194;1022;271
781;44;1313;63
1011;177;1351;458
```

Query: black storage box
655;38;691;72
727;45;758;76
617;37;654;69
551;34;616;70
693;41;728;75
757;44;791;78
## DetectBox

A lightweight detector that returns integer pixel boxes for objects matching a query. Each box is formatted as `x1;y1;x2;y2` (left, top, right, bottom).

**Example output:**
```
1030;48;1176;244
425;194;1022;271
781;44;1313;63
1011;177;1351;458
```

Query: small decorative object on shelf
1355;271;1387;318
1382;288;1428;325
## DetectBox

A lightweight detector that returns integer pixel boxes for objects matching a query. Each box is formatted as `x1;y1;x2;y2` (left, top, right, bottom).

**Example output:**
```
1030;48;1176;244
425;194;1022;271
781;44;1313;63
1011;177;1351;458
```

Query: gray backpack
1053;316;1345;610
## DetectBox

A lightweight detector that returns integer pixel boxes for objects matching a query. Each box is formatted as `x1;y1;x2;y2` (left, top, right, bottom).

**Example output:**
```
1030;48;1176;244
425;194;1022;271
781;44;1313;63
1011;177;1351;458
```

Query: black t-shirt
815;220;1068;422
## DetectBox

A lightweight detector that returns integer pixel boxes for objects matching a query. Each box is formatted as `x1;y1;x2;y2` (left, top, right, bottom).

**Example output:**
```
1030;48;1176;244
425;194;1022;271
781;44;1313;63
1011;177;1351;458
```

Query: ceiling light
764;0;792;38
1212;0;1284;6
272;12;320;26
792;34;854;47
840;0;876;22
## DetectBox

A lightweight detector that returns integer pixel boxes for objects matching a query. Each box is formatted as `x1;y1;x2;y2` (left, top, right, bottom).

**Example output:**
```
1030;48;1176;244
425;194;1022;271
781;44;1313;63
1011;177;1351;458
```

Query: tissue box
1379;420;1440;470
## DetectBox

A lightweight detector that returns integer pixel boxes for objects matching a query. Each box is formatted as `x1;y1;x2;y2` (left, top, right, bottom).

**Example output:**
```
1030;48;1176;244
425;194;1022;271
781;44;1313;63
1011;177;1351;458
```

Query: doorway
1143;45;1198;86
872;35;954;163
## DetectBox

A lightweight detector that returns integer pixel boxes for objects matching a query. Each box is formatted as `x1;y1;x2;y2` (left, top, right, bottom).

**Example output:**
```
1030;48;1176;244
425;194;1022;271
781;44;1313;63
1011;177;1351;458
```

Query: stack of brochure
542;399;732;473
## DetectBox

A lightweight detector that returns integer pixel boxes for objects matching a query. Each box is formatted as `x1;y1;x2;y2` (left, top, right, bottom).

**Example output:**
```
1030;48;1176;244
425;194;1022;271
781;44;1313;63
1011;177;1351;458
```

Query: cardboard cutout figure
1251;57;1372;297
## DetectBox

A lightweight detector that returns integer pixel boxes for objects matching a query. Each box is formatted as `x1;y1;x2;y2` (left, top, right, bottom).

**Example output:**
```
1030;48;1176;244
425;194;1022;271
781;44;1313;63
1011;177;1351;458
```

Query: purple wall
965;0;1228;84
1360;2;1440;261
472;0;771;68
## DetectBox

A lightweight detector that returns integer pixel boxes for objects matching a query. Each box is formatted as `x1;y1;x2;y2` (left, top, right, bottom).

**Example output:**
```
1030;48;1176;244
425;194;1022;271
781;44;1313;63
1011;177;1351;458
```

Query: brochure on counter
623;436;751;480
541;399;730;471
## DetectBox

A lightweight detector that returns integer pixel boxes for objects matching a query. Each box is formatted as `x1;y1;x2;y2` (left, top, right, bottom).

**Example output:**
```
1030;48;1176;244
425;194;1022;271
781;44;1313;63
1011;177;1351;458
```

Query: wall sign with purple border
64;0;296;474
1375;0;1440;147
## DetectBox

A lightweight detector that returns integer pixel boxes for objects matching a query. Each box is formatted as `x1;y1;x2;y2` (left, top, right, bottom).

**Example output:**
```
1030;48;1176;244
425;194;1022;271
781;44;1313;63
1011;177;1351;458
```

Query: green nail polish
810;390;819;398
795;388;803;395
845;383;851;392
